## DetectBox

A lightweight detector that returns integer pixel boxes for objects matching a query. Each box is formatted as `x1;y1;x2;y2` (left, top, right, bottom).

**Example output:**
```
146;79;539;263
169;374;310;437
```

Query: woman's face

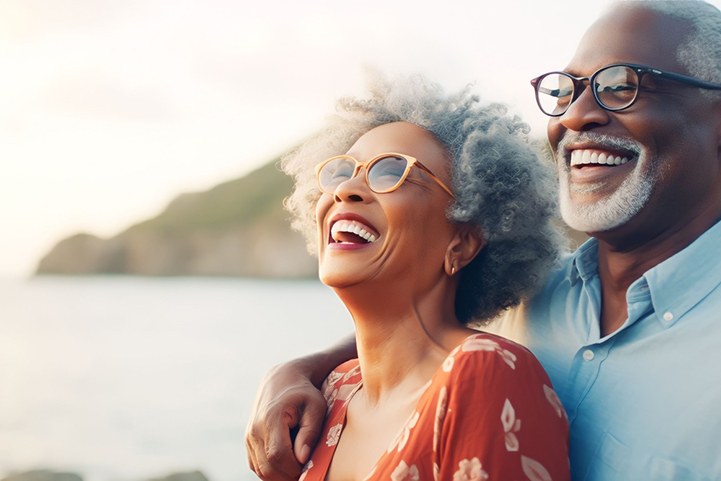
315;121;456;289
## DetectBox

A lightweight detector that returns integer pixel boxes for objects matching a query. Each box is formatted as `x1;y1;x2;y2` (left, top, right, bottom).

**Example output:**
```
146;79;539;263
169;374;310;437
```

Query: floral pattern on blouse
300;333;570;481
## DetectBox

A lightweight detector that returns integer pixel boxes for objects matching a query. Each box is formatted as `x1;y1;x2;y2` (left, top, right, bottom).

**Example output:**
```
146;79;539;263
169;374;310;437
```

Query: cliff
36;160;317;278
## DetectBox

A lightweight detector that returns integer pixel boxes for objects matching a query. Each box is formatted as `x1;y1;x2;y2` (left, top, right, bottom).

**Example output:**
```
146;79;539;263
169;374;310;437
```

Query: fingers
293;393;327;464
246;435;260;475
247;414;302;481
245;360;333;480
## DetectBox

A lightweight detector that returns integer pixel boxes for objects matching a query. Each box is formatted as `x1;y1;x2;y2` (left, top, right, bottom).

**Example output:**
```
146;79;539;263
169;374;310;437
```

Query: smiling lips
570;149;632;167
330;219;378;244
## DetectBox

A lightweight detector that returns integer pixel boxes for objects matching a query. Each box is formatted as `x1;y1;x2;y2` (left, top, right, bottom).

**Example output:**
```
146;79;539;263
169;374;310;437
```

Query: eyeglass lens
319;155;409;193
536;65;640;115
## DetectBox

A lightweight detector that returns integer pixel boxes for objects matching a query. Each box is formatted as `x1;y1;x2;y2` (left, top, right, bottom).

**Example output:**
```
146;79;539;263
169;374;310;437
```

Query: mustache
556;132;643;160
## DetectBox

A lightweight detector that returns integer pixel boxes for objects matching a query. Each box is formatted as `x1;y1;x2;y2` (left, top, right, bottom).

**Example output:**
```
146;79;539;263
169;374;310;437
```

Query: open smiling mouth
570;149;634;167
330;220;379;245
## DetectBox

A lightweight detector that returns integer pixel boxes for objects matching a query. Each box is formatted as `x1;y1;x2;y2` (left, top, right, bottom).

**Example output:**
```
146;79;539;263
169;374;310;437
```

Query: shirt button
583;349;595;361
663;311;674;322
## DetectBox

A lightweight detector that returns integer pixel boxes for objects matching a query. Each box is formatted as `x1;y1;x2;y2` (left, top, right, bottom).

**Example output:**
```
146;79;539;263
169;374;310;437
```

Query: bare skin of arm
246;333;357;481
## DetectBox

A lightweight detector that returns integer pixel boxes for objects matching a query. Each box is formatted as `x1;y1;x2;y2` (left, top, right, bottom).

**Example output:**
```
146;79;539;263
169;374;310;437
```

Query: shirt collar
567;237;599;286
565;219;721;328
644;218;721;327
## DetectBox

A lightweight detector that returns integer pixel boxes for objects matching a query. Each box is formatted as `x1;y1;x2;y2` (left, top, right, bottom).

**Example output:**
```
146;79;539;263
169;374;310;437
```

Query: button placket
567;340;615;423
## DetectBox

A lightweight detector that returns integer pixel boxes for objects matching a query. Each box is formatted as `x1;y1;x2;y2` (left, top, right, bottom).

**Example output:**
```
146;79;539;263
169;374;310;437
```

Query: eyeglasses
530;63;721;117
315;152;455;199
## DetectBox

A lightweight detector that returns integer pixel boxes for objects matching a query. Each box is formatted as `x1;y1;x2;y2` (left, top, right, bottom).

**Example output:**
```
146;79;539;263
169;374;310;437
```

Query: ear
444;224;486;276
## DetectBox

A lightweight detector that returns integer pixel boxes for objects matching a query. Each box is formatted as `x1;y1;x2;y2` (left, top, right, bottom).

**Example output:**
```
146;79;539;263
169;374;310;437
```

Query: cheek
315;194;333;219
626;105;720;198
546;119;564;156
389;201;453;250
630;116;691;174
628;97;712;151
315;196;333;240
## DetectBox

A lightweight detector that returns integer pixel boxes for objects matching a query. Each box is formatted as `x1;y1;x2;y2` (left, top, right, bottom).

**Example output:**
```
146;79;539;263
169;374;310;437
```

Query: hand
246;362;327;480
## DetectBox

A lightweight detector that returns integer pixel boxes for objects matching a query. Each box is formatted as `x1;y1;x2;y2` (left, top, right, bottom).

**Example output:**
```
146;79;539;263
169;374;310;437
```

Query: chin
318;269;361;289
560;198;631;233
560;177;654;235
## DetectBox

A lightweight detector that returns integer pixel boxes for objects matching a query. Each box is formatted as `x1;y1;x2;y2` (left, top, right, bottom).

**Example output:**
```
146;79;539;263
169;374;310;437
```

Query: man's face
548;6;721;241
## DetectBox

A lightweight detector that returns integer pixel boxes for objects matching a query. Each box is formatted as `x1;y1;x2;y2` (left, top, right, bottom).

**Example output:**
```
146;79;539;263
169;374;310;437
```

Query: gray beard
558;163;654;232
555;133;658;233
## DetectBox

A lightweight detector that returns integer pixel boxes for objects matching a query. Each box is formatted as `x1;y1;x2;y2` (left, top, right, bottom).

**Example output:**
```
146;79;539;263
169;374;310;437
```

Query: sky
2;0;719;277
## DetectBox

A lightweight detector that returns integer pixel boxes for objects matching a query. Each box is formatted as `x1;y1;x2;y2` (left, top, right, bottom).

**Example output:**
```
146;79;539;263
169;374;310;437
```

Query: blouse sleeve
434;335;570;481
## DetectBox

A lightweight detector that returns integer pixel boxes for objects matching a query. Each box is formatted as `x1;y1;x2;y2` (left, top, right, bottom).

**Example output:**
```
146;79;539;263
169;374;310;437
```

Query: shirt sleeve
434;335;570;481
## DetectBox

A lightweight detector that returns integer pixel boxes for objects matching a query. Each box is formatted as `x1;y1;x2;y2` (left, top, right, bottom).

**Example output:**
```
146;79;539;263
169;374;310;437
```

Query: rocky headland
36;160;317;278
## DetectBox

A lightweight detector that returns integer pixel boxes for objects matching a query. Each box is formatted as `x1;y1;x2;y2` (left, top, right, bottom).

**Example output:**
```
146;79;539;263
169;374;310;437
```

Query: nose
557;83;611;132
332;171;370;203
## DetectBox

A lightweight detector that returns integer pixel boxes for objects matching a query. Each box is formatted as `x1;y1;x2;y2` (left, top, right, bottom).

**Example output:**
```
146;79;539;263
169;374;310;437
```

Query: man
246;1;721;480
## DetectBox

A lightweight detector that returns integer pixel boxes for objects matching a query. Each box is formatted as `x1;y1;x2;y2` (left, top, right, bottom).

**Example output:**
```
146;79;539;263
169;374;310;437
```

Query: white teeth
330;220;378;243
582;150;591;164
570;149;630;167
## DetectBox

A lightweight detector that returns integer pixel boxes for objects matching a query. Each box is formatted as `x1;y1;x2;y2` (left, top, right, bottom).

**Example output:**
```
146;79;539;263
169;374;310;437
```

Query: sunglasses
531;63;721;117
315;153;455;199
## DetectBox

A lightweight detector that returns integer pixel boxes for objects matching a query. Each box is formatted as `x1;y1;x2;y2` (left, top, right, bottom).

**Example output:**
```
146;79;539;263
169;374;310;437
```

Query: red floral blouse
299;333;570;481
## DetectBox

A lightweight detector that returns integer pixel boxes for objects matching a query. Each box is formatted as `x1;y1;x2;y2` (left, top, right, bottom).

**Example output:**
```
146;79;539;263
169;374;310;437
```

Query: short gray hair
619;1;721;97
282;75;565;323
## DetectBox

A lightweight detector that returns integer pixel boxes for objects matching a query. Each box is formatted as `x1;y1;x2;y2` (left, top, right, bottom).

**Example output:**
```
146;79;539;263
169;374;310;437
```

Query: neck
332;276;470;403
593;210;721;335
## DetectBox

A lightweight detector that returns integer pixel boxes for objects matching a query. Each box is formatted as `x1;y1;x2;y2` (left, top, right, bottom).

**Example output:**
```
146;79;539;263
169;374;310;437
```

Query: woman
265;76;569;480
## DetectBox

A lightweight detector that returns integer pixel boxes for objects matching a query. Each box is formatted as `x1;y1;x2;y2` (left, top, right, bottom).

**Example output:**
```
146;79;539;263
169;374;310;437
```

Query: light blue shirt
503;219;721;481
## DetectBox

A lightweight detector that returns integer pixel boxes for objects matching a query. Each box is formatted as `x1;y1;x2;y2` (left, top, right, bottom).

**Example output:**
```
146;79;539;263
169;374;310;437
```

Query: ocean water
0;277;353;481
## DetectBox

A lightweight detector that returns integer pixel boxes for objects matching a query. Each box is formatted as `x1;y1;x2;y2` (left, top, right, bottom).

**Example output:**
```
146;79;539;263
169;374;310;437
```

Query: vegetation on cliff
36;160;317;278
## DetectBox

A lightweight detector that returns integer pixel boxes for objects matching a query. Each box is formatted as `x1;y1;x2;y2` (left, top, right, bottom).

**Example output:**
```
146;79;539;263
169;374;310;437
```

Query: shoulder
438;333;567;427
329;358;360;377
531;250;578;302
321;359;361;393
485;252;579;341
442;333;550;385
452;332;540;364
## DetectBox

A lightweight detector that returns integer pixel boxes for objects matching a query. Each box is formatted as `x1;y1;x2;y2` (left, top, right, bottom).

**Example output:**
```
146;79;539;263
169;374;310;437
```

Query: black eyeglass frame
530;63;721;117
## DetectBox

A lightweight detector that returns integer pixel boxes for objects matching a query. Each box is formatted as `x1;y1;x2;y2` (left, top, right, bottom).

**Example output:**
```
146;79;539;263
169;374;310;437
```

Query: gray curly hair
282;75;566;323
617;0;721;99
